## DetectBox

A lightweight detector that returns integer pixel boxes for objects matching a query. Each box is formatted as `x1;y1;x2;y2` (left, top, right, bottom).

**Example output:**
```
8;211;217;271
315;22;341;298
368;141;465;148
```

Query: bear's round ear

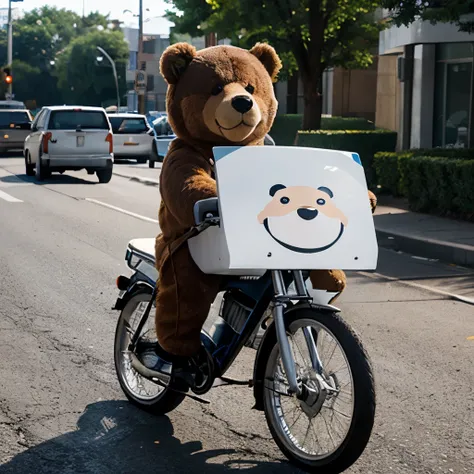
249;43;282;82
318;186;334;198
269;184;286;196
160;42;197;85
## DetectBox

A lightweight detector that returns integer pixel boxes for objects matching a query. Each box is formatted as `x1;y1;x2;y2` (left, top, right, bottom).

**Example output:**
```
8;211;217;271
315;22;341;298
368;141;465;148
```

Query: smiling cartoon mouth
297;208;319;220
215;119;253;131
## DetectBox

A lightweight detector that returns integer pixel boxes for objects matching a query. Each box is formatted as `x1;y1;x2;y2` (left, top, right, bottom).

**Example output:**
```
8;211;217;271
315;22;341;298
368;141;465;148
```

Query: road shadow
0;400;297;474
0;172;98;186
0;151;23;158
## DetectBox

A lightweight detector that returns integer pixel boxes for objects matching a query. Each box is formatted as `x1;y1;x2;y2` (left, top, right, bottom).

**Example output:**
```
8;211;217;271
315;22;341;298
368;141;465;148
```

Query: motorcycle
112;144;377;473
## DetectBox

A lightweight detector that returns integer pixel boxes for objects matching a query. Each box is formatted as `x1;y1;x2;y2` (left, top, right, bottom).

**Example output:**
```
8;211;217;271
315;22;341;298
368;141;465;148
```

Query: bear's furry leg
309;269;347;304
155;245;222;358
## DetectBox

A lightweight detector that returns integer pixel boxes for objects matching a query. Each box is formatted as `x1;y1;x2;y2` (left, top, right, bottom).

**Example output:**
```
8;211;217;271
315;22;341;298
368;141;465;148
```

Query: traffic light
3;67;12;84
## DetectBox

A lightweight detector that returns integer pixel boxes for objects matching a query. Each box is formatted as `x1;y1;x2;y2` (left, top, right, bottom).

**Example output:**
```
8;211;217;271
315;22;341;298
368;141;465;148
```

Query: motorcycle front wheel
114;290;186;415
262;307;376;473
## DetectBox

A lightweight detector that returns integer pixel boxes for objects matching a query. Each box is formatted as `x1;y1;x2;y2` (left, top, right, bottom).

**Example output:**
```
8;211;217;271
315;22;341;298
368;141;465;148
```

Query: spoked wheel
263;307;375;473
114;291;186;415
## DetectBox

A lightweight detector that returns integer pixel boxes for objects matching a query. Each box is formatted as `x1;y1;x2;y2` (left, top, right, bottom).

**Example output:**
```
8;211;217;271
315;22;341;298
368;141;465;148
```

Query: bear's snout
231;95;253;114
297;208;318;220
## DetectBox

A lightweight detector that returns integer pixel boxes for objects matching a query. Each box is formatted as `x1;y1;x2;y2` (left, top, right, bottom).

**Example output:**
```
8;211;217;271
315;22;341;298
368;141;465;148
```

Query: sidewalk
374;196;474;268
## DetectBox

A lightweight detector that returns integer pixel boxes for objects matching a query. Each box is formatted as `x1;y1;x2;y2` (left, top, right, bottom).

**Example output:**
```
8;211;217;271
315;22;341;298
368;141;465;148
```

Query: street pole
96;46;120;110
137;0;145;114
7;0;13;98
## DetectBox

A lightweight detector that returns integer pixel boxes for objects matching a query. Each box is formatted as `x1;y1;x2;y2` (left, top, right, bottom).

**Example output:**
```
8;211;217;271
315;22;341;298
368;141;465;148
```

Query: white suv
24;106;114;183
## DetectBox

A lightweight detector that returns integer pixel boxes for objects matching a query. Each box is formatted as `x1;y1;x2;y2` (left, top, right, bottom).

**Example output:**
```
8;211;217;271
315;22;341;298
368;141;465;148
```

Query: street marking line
467;336;474;341
357;271;474;306
0;190;23;202
85;198;158;224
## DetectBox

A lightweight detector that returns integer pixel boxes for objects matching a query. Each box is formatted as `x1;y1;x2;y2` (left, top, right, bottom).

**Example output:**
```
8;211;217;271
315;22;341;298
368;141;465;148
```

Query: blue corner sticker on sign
213;146;242;161
352;153;362;165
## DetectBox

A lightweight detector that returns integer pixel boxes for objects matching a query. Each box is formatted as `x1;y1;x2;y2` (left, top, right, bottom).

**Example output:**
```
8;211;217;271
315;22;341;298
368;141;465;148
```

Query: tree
380;0;474;33
0;7;115;105
55;30;129;106
165;0;383;130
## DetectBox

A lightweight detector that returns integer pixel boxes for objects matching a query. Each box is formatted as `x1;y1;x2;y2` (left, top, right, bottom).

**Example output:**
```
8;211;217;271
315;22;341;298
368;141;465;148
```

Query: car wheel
97;168;113;183
35;153;50;181
25;152;35;177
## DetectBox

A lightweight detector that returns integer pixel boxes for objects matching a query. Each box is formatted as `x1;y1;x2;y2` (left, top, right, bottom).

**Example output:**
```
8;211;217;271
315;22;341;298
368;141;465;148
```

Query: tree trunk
301;72;323;130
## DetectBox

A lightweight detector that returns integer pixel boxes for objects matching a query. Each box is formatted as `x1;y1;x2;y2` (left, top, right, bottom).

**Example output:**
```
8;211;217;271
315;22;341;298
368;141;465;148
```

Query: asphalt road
0;156;473;474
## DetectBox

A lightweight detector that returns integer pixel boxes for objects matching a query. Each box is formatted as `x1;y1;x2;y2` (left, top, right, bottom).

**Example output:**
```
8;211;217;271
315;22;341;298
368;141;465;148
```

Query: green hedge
374;148;474;196
269;114;375;146
399;156;474;220
295;129;398;188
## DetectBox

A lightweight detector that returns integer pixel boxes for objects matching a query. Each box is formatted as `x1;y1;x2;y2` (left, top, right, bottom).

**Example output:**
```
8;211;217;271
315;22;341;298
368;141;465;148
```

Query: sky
7;0;177;34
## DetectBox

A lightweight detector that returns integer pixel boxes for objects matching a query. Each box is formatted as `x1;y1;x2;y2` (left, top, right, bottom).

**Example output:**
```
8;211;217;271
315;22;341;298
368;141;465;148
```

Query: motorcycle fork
129;285;157;351
271;270;314;397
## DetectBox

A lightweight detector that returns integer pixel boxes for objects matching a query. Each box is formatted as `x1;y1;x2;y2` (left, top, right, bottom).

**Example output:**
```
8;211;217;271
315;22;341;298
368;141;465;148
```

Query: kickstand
150;375;211;404
212;376;252;388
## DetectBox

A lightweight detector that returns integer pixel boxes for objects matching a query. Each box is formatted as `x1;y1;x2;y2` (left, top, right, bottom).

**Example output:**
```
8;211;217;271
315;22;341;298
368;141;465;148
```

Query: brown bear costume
155;42;377;357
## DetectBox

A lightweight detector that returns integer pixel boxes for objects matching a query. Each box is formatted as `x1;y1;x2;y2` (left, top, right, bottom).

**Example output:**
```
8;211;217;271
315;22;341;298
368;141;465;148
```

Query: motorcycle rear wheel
262;307;375;473
114;290;186;415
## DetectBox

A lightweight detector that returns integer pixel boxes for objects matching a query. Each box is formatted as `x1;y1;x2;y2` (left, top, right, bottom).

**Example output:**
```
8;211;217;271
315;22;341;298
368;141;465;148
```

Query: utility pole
7;0;13;98
137;0;145;114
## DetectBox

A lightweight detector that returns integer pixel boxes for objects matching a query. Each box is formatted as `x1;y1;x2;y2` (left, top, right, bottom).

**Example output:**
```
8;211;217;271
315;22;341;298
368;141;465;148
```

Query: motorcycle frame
123;252;316;397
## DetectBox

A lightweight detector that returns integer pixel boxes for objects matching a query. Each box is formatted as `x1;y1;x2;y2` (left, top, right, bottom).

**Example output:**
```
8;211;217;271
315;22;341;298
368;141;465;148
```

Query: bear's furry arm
160;146;217;229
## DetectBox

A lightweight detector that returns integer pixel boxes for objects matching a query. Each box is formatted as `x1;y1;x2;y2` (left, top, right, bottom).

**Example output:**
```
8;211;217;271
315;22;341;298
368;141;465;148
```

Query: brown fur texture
155;42;376;356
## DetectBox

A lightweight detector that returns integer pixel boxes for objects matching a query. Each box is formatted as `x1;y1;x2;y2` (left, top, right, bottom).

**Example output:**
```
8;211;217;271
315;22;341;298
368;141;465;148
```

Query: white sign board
135;70;147;96
188;145;378;275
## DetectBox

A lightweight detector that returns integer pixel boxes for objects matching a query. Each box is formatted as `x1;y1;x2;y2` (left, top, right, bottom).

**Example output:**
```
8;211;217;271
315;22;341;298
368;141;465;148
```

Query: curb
376;229;474;268
358;270;474;306
113;171;160;187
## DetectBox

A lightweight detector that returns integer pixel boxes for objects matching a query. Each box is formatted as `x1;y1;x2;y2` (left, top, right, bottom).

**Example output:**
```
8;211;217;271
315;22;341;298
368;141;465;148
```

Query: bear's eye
317;198;326;206
245;84;255;94
280;196;290;204
211;84;224;96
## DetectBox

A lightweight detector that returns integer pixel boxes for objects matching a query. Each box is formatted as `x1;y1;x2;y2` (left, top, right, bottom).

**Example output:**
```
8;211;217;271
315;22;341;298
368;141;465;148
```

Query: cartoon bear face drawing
257;184;348;254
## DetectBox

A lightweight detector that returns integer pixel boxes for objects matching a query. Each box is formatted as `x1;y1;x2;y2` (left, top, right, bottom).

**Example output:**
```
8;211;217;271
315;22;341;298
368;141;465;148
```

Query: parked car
148;114;176;168
0;109;33;153
24;106;114;183
0;100;27;110
109;113;154;164
145;110;166;127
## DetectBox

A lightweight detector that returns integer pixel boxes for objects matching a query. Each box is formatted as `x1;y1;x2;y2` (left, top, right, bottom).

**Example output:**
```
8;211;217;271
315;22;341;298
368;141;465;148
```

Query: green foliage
0;7;121;106
399;155;474;221
165;0;384;129
295;129;398;188
374;148;474;196
381;0;474;33
270;114;375;146
55;30;129;106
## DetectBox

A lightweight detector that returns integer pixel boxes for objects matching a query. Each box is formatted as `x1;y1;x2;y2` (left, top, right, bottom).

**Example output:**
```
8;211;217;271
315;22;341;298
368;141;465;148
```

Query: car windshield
153;116;174;136
48;110;109;130
0;112;30;127
109;117;149;134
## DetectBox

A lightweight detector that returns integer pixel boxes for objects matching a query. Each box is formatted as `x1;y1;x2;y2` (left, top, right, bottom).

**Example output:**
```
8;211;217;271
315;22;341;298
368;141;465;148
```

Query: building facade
376;13;474;150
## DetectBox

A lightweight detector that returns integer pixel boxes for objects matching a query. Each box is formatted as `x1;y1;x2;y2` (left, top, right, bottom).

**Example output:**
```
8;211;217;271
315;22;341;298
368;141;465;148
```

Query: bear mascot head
159;42;282;150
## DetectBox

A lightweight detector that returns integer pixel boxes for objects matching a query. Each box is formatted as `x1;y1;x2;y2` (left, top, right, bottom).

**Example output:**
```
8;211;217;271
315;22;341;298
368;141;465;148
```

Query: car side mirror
193;197;220;226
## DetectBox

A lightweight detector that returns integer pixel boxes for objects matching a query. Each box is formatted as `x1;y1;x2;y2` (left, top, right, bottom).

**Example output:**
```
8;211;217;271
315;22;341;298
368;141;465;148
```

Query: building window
147;75;155;91
143;39;155;55
433;42;474;148
128;52;137;71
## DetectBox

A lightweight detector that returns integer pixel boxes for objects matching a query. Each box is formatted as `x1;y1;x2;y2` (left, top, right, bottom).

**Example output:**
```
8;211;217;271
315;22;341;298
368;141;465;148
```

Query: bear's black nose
232;95;253;114
297;208;319;220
